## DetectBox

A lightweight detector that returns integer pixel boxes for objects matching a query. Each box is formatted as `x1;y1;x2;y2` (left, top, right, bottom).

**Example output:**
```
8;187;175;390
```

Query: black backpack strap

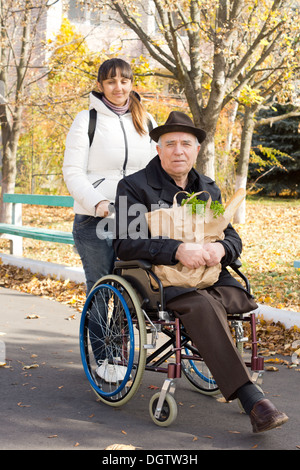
88;108;97;146
147;117;153;133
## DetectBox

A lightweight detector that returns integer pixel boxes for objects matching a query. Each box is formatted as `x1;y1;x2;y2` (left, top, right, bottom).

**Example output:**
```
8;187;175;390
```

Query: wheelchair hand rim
184;346;217;385
79;283;135;397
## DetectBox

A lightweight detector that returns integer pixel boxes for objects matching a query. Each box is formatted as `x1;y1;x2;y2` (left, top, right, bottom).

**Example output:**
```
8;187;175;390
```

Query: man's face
156;132;200;183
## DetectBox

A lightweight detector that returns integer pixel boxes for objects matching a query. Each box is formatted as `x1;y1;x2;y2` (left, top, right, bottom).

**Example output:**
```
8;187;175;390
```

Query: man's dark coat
113;155;245;301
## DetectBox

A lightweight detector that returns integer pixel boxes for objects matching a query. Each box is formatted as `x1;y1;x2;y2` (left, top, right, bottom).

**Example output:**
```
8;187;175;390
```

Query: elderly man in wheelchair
79;111;288;433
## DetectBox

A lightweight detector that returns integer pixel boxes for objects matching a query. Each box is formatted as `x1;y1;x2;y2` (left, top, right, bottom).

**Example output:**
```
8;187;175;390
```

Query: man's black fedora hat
149;111;206;143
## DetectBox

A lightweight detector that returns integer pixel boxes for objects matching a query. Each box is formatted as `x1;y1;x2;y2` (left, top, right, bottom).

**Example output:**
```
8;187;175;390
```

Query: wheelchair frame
79;259;264;426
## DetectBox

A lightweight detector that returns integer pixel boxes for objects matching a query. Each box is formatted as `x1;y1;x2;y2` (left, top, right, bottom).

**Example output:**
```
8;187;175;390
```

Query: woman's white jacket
63;92;157;215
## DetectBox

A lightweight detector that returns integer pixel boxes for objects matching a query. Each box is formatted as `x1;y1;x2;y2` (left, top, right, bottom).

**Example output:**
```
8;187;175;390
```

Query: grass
234;197;299;312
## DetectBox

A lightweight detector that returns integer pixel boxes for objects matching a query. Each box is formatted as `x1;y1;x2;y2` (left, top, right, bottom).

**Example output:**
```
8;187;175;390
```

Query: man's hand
175;242;225;269
203;242;225;266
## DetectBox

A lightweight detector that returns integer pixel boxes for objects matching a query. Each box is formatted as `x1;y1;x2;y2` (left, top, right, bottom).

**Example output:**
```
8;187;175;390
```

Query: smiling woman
63;58;157;295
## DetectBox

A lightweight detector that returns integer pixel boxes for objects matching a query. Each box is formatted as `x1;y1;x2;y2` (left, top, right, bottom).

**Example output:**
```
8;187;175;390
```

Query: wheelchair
79;259;264;426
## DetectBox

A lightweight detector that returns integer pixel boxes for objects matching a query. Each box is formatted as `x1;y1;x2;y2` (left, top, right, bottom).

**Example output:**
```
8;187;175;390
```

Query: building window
68;0;101;25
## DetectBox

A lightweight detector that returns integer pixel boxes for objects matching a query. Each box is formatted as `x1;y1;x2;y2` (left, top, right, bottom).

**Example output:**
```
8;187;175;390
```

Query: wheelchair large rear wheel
79;275;147;407
181;337;220;396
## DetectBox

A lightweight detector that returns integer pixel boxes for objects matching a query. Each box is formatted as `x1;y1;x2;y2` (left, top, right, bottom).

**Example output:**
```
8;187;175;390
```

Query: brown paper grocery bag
145;189;246;289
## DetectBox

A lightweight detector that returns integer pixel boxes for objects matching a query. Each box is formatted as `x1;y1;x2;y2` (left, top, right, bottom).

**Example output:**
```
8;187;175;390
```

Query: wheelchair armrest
114;259;153;271
229;259;251;293
116;259;243;271
229;259;242;269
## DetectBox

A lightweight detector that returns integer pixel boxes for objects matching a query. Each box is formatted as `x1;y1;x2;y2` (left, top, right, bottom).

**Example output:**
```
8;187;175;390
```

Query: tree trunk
224;100;239;163
0;127;18;223
0;0;43;222
233;107;256;224
196;131;216;177
194;32;228;179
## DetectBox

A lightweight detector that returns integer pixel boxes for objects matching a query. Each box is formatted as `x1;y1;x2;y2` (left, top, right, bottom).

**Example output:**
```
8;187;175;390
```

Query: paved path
0;287;299;451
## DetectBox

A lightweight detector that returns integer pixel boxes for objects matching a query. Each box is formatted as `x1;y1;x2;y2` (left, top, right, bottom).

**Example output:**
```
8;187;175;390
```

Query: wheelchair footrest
251;370;264;386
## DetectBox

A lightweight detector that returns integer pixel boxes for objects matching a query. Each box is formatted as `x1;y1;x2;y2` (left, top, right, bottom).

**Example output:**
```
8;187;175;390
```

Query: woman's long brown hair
98;58;148;136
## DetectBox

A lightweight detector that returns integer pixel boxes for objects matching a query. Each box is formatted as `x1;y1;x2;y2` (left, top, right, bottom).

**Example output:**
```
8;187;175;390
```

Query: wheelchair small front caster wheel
149;392;177;427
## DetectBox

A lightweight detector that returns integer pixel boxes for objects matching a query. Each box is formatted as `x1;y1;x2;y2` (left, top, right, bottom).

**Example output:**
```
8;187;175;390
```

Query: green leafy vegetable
181;192;225;218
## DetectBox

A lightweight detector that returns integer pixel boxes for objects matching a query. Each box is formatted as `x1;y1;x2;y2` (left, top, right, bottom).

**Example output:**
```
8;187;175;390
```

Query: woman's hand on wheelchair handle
95;200;110;217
